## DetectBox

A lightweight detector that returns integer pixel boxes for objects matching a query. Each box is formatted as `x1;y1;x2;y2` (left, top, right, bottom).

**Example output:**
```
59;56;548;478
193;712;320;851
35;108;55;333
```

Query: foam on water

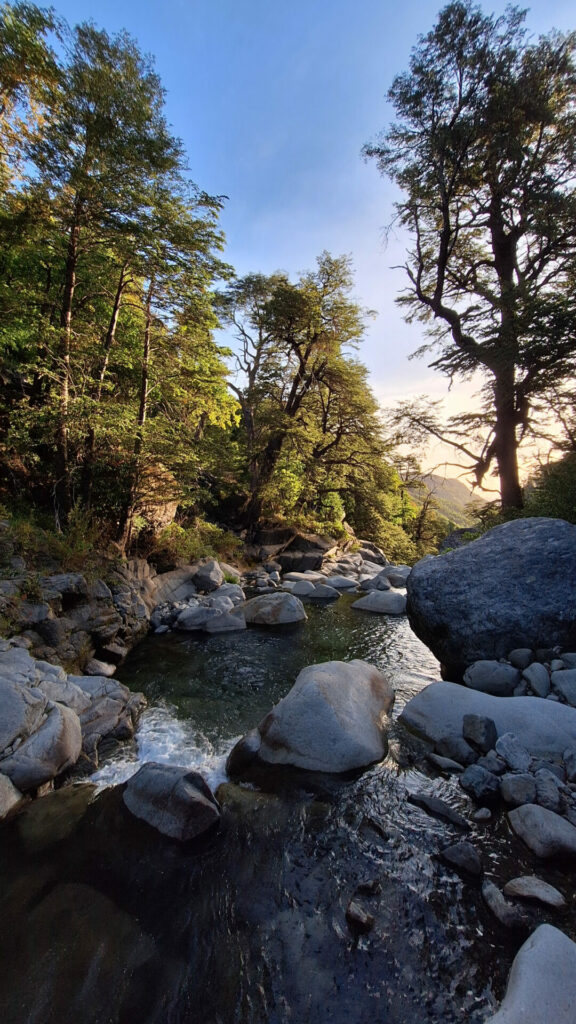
91;702;233;791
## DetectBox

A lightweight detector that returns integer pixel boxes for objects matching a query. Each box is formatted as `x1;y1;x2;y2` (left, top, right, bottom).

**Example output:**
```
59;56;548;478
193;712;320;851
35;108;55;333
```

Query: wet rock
485;924;576;1024
463;661;519;697
426;752;465;774
407;792;470;829
406;518;576;679
460;764;501;805
122;762;220;841
482;880;530;929
508;803;576;858
345;900;374;935
439;840;482;877
242;592;307;625
351;590;407;615
462;713;497;754
227;659;394;776
503;876;566;909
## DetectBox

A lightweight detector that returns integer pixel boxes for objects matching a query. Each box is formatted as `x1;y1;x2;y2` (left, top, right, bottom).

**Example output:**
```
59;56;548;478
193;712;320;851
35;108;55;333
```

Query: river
0;594;558;1023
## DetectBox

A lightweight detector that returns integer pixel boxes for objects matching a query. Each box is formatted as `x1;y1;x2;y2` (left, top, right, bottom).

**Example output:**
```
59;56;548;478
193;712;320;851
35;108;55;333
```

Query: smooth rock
227;659;394;775
406;519;576;678
482;880;530;929
122;762;220;841
508;803;576;858
242;592;307;625
0;772;24;818
522;662;550;698
439;840;482;877
463;661;519;697
190;559;224;593
426;752;465;774
175;605;222;631
508;649;534;671
407;792;470;829
551;669;576;706
203;610;247;633
0;702;82;790
400;683;576;762
500;773;537;807
290;580;317;596
503;876;566;909
323;576;358;590
309;584;341;601
484;924;576;1024
351;590;407;615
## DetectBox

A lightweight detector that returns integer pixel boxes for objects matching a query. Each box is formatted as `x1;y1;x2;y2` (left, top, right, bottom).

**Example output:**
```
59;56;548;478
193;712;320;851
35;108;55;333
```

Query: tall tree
365;2;576;510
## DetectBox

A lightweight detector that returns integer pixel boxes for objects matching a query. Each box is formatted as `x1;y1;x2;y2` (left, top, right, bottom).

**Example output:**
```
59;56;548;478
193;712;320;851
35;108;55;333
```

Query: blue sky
49;0;576;453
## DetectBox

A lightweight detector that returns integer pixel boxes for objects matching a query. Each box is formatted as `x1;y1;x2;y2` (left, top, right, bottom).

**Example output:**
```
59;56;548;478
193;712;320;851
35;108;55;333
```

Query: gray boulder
523;662;550;697
485;924;576;1024
309;584;341;601
190;558;224;593
203;610;247;633
242;593;307;625
122;762;220;841
0;772;24;819
462;713;497;753
551;669;576;706
400;682;576;762
503;876;566;909
508;803;576;858
227;659;394;776
495;733;531;772
0;701;82;790
459;764;501;805
406;518;576;679
351;590;407;615
463;661;519;696
500;773;537;808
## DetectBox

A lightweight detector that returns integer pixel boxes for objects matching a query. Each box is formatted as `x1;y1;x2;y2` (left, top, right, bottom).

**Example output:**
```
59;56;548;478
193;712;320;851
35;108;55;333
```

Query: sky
48;0;576;478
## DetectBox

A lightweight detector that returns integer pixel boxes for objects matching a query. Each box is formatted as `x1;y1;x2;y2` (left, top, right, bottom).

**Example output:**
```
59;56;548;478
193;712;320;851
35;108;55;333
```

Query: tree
365;2;576;510
218;253;368;530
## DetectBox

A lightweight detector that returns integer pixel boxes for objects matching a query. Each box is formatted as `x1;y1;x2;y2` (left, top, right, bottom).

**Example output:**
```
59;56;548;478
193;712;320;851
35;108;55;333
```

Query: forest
1;0;576;571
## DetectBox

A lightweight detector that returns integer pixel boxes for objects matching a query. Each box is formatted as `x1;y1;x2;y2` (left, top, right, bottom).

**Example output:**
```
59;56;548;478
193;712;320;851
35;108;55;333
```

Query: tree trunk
493;370;523;510
82;262;129;508
118;280;154;551
55;200;82;527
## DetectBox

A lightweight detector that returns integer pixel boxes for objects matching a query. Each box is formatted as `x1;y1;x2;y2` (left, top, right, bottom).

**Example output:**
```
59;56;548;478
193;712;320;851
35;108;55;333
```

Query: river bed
0;595;564;1023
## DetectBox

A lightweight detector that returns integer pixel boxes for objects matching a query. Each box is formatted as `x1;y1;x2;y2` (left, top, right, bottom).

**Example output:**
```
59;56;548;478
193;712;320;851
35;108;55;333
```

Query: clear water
1;595;568;1024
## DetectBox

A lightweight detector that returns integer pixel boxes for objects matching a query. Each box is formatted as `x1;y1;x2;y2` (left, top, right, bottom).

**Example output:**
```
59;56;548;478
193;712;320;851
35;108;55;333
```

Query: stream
0;594;561;1024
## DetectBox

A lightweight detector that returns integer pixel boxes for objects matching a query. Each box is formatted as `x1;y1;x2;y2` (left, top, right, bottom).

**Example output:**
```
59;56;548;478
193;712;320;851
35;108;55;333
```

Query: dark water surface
0;596;566;1024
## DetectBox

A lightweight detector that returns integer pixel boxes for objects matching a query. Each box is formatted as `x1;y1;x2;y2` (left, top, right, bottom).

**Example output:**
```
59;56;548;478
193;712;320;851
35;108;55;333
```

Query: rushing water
0;595;568;1024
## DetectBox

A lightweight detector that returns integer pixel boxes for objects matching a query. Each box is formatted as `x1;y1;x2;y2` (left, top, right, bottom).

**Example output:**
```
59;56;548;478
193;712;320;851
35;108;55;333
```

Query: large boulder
508;804;576;858
227;659;394;777
242;592;307;625
0;700;82;791
400;681;576;762
122;762;220;840
351;590;407;615
406;518;576;679
485;924;576;1023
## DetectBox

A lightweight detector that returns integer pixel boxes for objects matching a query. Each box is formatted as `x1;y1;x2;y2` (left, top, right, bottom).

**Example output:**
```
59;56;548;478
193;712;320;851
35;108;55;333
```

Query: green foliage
148;519;242;568
525;454;576;523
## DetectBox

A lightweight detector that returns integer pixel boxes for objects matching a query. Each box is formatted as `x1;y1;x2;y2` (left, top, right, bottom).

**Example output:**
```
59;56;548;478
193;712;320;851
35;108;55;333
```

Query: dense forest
1;0;576;572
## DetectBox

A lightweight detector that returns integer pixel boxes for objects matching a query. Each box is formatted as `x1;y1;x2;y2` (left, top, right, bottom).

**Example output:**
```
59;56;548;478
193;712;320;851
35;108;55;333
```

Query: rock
357;541;388;565
203;610;247;633
309;584;341;601
508;803;576;858
227;659;394;776
534;769;563;813
345;900;374;935
406;519;576;679
175;605;222;631
551;669;576;706
34;676;92;714
0;678;48;752
522;662;550;697
290;580;317;596
407;792;470;829
495;733;531;773
500;773;537;807
0;772;24;819
151;568;198;605
351;590;407;615
0;701;82;791
439;840;482;877
84;658;116;677
242;593;307;625
459;764;501;805
400;682;576;762
482;880;530;929
463;661;520;696
190;558;224;593
484;924;576;1024
216;583;245;604
509;649;534;670
323;575;358;590
122;762;220;841
462;713;497;753
434;734;477;766
564;746;576;782
472;807;493;822
476;751;507;774
503;876;566;909
561;652;576;668
426;752;465;773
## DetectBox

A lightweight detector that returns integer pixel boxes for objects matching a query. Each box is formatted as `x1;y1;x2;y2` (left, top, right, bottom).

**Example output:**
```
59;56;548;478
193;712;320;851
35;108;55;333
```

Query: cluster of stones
463;647;576;704
0;641;145;818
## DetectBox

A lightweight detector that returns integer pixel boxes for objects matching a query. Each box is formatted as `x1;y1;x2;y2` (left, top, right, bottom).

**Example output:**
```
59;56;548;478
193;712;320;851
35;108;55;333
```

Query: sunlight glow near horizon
47;0;576;481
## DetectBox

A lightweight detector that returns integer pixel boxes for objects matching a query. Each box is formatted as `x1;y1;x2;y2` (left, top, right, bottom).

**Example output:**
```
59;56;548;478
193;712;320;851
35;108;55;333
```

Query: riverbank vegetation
1;1;575;573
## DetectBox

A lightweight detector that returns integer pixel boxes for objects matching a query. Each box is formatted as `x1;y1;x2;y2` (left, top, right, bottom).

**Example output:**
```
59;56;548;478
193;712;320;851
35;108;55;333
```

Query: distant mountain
407;473;486;527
